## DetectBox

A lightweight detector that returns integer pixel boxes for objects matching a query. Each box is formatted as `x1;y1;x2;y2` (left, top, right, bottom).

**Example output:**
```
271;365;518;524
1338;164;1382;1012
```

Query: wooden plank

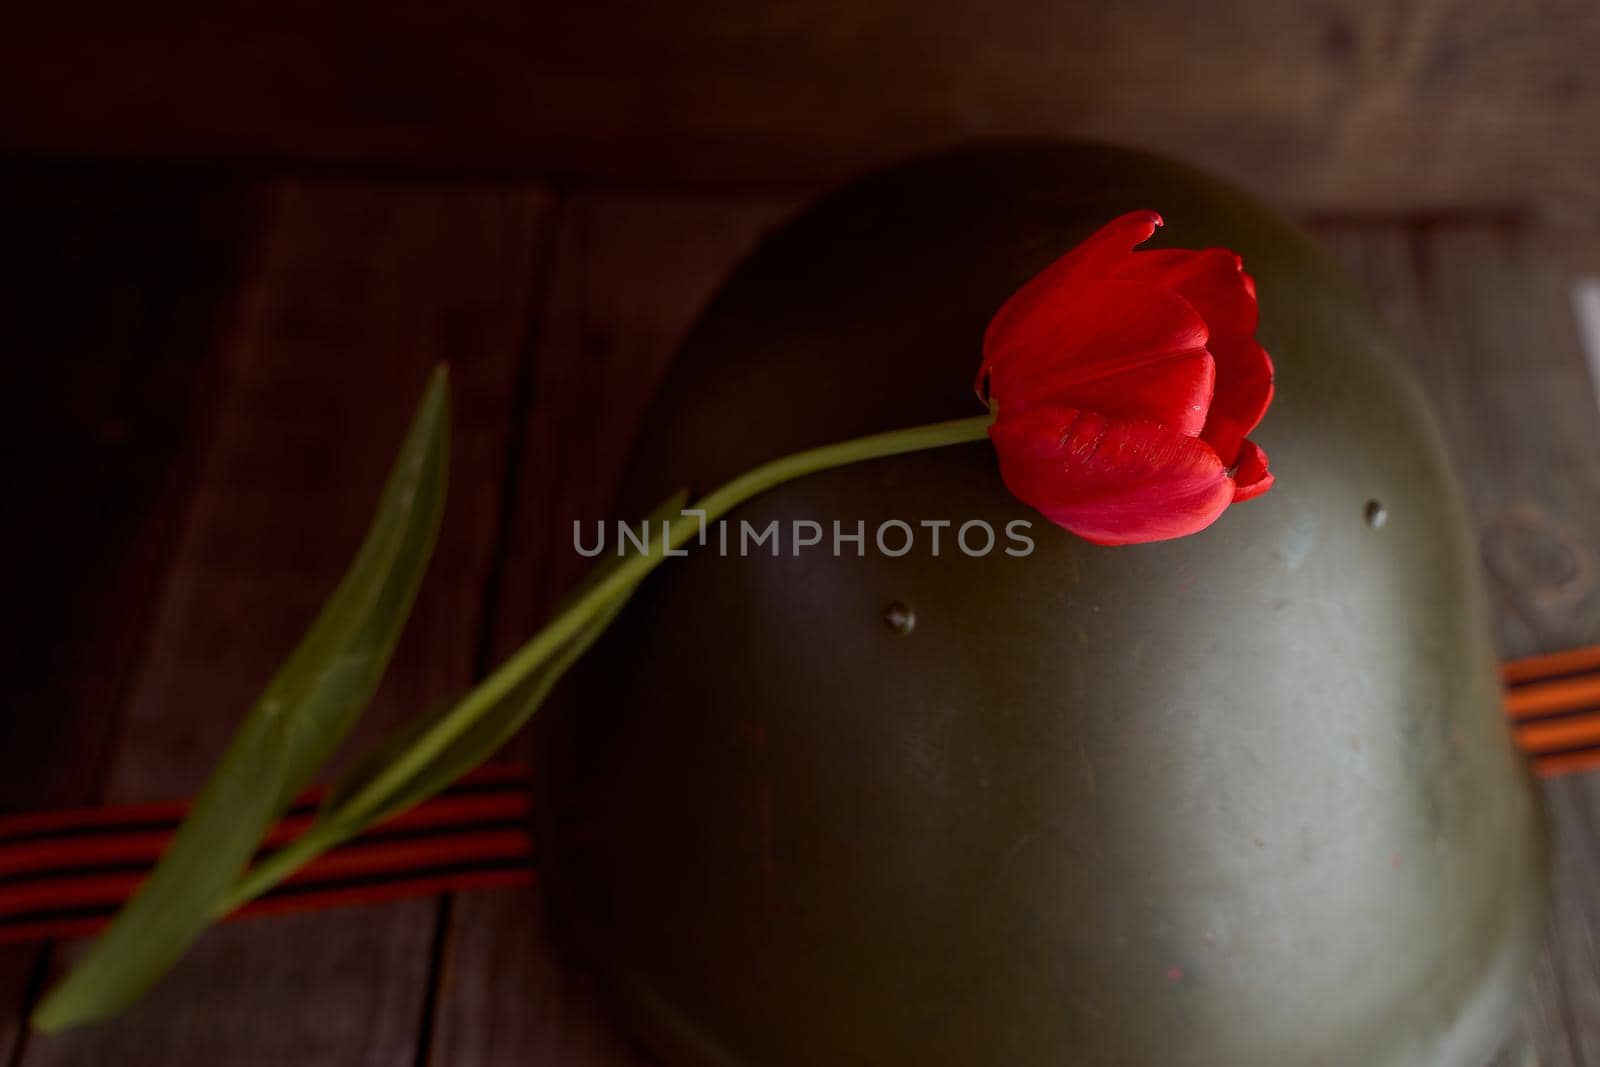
3;3;1600;215
1318;221;1600;1066
0;171;266;1063
12;182;557;1066
0;171;261;813
426;191;798;1066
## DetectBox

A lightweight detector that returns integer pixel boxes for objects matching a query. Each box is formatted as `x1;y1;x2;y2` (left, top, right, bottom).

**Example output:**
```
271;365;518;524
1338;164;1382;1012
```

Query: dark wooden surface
1;171;1598;1065
4;2;1600;218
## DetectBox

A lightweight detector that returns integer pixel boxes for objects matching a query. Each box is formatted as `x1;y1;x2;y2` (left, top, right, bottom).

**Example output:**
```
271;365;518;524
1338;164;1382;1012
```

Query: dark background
3;3;1600;1064
5;1;1600;220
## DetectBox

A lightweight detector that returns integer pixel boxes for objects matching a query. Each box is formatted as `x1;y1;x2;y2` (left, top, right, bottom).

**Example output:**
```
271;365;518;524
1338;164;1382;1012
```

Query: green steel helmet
538;141;1549;1067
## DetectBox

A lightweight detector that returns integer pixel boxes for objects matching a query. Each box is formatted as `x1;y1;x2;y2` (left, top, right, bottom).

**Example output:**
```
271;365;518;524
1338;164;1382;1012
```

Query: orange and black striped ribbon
7;644;1600;947
0;763;533;945
1505;645;1600;778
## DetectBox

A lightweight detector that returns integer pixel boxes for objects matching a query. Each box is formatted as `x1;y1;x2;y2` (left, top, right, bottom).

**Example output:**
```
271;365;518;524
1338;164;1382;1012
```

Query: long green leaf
33;367;451;1033
319;490;689;832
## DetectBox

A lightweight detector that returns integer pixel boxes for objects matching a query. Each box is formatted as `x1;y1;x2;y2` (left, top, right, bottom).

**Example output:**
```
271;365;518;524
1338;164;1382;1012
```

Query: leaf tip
426;364;451;414
30;989;78;1035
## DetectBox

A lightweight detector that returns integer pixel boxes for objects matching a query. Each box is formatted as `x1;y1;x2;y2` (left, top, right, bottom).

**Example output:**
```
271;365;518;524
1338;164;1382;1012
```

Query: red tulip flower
978;211;1275;545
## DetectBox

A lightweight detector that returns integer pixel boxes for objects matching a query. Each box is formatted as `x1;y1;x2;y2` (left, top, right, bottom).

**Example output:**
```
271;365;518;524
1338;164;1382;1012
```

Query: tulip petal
982;280;1213;434
1206;339;1275;447
1115;248;1256;344
1115;248;1275;447
981;211;1163;377
989;405;1235;545
1230;438;1274;502
1055;350;1215;438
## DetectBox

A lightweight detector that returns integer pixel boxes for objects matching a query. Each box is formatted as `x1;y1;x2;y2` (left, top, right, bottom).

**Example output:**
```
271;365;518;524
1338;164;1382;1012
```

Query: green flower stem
221;412;993;910
222;830;330;913
688;414;993;527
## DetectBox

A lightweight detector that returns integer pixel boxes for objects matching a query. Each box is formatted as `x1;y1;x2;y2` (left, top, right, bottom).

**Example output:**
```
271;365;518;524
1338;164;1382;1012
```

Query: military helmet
539;141;1549;1067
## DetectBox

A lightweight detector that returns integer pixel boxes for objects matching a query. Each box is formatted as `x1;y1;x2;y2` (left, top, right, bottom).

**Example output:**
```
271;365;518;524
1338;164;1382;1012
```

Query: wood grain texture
427;191;798;1067
1319;221;1600;1066
9;181;557;1067
0;172;266;1064
3;2;1600;215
